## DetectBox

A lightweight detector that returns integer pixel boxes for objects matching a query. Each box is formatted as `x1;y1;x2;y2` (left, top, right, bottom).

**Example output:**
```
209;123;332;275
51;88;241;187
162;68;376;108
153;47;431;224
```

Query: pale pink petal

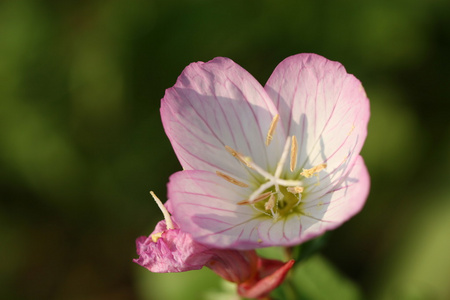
168;170;268;249
161;57;286;179
257;215;301;246
161;54;371;250
257;156;368;245
300;155;370;242
265;53;370;184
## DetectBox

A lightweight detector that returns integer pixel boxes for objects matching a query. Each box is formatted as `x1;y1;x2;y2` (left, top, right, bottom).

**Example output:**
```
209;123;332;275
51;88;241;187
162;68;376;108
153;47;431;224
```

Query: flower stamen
300;163;327;178
215;171;249;187
287;186;304;194
286;186;304;208
226;137;306;220
264;194;276;211
225;145;274;180
265;114;280;146
225;145;253;169
290;135;298;172
248;181;275;203
238;191;272;205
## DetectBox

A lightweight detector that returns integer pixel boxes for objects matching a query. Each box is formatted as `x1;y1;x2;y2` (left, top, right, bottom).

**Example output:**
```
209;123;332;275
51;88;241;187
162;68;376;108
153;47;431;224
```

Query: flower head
161;53;370;249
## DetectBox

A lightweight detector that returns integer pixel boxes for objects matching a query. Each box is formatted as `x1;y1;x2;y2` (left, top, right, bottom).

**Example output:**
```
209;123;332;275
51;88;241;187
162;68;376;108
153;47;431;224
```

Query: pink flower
162;53;370;249
134;193;294;298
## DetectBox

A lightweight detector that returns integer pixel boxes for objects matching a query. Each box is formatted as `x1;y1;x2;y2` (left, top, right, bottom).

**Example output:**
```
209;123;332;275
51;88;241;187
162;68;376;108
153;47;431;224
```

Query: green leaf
288;255;362;300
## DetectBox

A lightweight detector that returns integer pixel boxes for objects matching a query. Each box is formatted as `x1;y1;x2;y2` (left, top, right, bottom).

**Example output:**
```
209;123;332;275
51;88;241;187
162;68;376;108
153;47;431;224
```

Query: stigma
216;114;328;221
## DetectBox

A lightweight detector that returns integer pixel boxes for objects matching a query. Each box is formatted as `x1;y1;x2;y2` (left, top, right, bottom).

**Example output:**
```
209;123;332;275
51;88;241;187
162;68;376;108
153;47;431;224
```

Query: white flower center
217;115;327;220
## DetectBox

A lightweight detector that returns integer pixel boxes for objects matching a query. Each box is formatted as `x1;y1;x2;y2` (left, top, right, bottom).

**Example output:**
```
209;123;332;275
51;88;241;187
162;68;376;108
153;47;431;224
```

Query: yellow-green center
254;186;304;218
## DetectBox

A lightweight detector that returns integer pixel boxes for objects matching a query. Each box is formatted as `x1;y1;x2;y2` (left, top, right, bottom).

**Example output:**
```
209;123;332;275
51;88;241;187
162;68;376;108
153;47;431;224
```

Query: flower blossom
161;53;370;249
134;192;294;299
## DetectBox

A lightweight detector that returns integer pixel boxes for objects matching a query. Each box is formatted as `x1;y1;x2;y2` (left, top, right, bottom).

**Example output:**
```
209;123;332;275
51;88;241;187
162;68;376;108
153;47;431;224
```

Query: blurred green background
1;0;449;299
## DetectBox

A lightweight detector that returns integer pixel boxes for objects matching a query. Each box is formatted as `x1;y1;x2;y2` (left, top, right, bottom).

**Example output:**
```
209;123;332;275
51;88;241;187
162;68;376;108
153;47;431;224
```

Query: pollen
215;171;249;187
300;163;327;178
290;135;298;172
151;232;163;243
225;145;253;169
265;114;280;146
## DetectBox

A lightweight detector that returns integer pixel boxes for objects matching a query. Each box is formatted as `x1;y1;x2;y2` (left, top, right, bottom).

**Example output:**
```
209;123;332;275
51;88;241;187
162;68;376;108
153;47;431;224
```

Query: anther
216;171;249;187
290;135;298;172
225;145;276;181
287;186;304;194
225;145;253;169
300;163;327;178
237;191;272;205
266;114;280;146
265;194;276;211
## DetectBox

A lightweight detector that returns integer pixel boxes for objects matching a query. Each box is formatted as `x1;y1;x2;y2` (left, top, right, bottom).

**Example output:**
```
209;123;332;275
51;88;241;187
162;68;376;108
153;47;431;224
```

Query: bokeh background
1;0;450;299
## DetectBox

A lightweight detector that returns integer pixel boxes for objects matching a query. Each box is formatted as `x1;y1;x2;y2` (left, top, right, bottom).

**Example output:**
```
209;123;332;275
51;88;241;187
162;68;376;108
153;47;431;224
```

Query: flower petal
257;156;369;246
265;53;370;184
206;249;258;284
301;156;370;241
238;259;295;299
161;57;286;180
257;215;301;246
168;169;268;249
133;220;213;273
